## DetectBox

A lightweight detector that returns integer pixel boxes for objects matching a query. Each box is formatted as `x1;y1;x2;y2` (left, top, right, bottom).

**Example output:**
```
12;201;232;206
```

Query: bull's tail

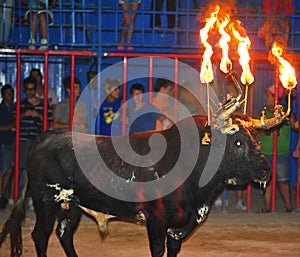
0;173;28;257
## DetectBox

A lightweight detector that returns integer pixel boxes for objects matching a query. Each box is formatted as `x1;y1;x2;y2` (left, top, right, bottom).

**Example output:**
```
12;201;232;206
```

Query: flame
230;22;254;85
218;15;232;73
271;42;297;90
199;5;220;83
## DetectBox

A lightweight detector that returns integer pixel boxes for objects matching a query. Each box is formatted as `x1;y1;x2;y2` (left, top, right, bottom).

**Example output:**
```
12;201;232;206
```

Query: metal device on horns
213;71;290;135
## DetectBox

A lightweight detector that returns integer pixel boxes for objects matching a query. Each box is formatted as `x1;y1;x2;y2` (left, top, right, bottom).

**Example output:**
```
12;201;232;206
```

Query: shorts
19;140;33;170
265;154;290;181
119;0;141;4
0;144;13;172
24;10;54;25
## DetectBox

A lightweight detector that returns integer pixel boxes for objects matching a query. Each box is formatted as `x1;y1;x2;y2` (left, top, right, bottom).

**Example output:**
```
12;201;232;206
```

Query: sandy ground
0;188;300;257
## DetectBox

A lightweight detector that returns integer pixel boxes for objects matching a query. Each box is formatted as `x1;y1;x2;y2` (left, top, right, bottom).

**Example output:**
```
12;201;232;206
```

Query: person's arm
293;122;300;158
52;116;69;130
289;111;298;131
0;124;13;131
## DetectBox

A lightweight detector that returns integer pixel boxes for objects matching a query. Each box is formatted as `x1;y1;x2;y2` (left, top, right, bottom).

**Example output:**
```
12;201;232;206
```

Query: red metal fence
0;49;299;212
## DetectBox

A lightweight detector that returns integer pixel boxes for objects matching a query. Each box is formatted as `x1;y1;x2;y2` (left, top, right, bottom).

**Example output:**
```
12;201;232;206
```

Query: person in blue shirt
127;83;163;133
95;78;122;136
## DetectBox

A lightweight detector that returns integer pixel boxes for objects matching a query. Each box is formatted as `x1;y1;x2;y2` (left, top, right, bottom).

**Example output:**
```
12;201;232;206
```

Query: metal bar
174;57;178;122
69;54;75;131
148;57;153;103
13;52;21;202
43;53;49;131
122;57;127;135
271;70;280;212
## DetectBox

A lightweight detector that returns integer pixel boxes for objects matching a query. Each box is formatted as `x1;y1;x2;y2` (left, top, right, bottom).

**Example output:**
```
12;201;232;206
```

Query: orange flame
218;15;232;73
199;5;220;83
230;22;254;85
271;42;297;90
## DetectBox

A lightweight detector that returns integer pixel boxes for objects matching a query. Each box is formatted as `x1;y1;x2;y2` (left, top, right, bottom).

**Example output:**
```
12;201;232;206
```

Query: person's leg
0;172;3;197
236;190;247;210
150;0;163;28
0;0;13;43
277;154;292;211
166;0;176;28
263;182;272;211
31;12;37;41
39;12;47;41
279;181;292;210
126;2;139;44
119;3;129;44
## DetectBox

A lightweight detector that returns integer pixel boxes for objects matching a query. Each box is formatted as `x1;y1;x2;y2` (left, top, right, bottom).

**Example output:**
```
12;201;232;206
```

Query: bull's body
0;115;269;257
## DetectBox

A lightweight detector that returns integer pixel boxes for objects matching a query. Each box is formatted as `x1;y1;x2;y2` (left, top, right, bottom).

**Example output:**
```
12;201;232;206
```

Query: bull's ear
200;131;211;145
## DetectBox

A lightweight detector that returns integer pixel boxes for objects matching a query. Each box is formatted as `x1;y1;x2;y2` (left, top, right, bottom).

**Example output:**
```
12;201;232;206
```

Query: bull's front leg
146;215;167;257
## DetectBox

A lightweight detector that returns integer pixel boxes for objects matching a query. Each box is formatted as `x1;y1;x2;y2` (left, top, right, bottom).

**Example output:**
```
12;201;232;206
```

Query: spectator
53;76;88;133
152;77;174;130
95;78;122;136
15;76;52;173
0;0;13;47
0;84;14;208
150;0;176;29
118;0;141;50
178;81;205;120
127;83;163;133
30;68;58;111
257;85;293;213
26;0;56;50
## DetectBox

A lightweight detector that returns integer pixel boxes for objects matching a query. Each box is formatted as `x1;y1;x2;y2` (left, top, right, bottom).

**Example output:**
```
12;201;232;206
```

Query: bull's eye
235;140;241;147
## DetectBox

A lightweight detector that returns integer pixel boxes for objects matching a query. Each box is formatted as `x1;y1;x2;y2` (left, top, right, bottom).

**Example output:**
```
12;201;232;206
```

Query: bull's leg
166;235;182;257
146;216;167;257
31;201;59;257
55;204;82;257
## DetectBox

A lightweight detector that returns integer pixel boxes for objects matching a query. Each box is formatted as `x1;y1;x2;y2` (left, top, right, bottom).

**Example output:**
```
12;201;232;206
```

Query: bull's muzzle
253;155;271;189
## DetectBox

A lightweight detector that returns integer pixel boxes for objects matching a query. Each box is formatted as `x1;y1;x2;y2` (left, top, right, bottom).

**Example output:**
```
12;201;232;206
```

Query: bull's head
199;71;290;189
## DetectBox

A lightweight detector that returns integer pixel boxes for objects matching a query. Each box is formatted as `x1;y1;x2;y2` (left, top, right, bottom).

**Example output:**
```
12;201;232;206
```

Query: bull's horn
213;71;243;131
215;101;241;128
244;105;290;129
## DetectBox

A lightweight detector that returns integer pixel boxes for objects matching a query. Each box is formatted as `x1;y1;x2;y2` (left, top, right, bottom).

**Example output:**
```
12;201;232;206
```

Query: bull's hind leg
55;204;82;257
31;201;60;257
146;216;167;257
166;235;182;257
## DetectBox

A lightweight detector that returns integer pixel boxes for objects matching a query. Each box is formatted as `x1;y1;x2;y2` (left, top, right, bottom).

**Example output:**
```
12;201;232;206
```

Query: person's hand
293;148;300;159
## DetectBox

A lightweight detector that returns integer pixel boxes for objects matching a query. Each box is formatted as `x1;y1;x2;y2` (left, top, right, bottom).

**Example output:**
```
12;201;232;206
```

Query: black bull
0;115;270;257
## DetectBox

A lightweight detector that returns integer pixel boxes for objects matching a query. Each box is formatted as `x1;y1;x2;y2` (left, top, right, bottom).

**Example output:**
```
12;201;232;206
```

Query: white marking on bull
59;219;68;238
226;178;237;185
47;184;74;202
126;171;136;183
167;228;182;240
196;205;209;224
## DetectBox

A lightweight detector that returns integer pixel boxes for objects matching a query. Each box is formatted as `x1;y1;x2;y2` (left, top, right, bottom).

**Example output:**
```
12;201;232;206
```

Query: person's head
1;84;14;104
102;78;120;102
130;83;145;105
154;78;174;96
264;85;283;107
62;76;81;98
30;68;43;86
23;76;37;99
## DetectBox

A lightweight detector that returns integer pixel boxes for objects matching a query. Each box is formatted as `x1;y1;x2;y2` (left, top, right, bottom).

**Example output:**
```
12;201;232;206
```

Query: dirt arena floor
0;187;300;257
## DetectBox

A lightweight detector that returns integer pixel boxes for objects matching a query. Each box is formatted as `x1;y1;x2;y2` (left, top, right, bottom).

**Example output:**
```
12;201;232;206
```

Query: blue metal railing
2;0;299;53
